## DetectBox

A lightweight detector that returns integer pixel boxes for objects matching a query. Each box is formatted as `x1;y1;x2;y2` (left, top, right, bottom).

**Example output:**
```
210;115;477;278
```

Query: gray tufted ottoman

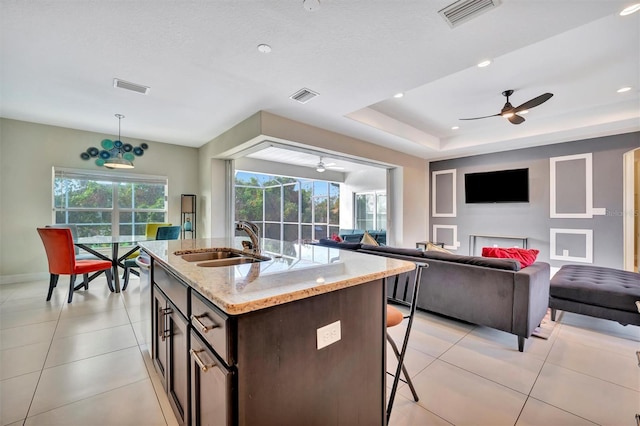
550;264;640;326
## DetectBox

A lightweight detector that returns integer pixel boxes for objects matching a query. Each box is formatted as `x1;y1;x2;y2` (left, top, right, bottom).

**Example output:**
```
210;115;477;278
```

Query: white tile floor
1;275;639;426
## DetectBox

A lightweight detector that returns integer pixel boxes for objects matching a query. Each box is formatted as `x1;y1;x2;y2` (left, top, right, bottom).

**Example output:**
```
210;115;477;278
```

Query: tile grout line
20;288;66;425
511;316;563;425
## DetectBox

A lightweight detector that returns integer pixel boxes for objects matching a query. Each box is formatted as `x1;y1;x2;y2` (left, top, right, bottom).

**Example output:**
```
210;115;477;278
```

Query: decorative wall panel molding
550;228;593;263
433;224;460;251
549;153;604;218
432;169;456;217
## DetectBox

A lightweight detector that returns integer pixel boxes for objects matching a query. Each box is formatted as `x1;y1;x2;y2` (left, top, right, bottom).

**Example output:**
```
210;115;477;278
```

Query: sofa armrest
512;262;551;338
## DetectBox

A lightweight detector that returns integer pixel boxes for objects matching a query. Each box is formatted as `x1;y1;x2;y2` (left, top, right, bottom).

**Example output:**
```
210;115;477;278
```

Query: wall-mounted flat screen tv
464;168;529;203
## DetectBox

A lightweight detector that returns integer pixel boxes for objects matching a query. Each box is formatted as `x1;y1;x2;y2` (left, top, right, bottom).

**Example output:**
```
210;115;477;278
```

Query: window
53;168;168;237
355;191;386;231
235;171;340;244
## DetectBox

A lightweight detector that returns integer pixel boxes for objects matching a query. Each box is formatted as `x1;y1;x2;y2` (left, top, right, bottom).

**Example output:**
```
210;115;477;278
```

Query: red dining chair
37;227;114;303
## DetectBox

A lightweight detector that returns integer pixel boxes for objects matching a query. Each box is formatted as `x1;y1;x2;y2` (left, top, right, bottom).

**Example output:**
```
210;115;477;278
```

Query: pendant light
104;114;134;169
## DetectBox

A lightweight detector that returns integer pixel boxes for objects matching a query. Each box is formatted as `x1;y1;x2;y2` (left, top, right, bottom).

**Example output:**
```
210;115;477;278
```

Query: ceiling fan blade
508;114;525;125
513;93;553;113
459;113;501;121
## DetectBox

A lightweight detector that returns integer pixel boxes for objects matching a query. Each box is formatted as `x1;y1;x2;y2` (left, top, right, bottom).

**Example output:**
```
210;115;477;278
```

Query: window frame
234;170;340;244
52;167;168;238
354;190;387;231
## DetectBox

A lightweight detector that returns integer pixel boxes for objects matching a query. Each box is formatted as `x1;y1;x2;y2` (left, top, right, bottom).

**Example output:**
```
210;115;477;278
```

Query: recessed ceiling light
620;3;640;15
257;44;272;53
303;0;321;12
617;86;632;93
451;126;459;130
393;92;404;98
477;59;491;68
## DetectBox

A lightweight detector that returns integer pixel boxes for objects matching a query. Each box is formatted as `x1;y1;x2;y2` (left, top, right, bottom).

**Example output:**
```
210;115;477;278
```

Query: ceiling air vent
289;88;319;104
438;0;501;28
113;78;150;95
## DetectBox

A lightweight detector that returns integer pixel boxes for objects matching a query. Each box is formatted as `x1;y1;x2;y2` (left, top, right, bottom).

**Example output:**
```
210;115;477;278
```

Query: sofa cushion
422;250;521;271
360;244;425;258
317;239;362;250
482;247;539;268
359;244;521;271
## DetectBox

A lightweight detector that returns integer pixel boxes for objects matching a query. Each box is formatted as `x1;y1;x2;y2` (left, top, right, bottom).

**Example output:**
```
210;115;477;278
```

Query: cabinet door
190;331;233;426
167;303;190;426
152;287;168;389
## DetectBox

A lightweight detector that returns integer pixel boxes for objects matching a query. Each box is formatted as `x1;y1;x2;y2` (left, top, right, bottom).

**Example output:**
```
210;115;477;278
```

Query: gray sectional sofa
317;240;551;352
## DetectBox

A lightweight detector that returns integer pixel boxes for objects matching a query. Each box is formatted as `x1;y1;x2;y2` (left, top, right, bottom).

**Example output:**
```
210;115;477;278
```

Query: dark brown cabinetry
150;260;386;426
152;265;190;426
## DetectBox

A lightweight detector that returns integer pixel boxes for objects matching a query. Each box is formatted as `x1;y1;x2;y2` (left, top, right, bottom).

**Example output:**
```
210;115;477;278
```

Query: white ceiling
1;0;639;171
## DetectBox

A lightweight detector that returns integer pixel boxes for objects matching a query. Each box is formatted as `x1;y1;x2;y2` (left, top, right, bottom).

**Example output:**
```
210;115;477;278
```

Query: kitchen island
139;238;415;426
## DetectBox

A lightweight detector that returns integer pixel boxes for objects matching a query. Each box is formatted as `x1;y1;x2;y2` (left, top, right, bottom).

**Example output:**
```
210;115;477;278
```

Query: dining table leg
111;243;121;292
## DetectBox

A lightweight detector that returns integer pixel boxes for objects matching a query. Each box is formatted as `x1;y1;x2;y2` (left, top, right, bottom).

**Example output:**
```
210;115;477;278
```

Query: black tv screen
465;168;529;203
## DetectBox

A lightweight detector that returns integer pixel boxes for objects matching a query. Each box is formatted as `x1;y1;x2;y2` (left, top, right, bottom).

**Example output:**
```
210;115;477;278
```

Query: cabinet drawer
190;330;234;426
154;263;189;316
191;291;233;366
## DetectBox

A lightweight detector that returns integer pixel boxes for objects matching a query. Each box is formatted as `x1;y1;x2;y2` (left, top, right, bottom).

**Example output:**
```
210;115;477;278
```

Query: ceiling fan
316;156;344;172
460;90;553;125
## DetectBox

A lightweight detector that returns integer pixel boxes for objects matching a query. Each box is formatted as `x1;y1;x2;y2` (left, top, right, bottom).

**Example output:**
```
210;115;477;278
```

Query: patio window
235;171;340;246
53;167;168;237
355;191;386;231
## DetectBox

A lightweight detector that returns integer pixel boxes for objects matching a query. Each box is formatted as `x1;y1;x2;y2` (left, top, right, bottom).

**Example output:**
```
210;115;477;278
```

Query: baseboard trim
0;272;49;285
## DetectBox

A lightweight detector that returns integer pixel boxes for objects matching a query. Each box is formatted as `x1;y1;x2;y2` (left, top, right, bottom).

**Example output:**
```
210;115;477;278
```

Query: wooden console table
468;234;528;256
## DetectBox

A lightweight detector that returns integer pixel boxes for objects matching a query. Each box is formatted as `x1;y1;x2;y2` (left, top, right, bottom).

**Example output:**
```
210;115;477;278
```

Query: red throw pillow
331;233;343;242
481;247;539;268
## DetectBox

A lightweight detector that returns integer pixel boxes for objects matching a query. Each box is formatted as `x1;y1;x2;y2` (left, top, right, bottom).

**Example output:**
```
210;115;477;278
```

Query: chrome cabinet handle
191;314;217;333
190;348;215;372
159;307;172;341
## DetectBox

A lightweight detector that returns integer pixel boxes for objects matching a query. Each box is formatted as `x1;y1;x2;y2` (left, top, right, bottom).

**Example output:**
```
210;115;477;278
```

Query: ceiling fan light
316;164;325;172
519;110;529;115
620;3;640;15
502;112;514;118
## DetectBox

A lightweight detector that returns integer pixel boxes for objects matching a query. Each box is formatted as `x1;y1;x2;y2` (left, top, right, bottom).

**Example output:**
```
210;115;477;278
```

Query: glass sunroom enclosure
234;171;340;243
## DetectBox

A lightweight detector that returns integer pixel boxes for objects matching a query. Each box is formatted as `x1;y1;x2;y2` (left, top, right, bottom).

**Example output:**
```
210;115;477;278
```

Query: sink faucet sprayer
235;221;260;255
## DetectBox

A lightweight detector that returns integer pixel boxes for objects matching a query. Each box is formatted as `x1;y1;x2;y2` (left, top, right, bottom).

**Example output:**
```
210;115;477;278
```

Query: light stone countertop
139;237;415;315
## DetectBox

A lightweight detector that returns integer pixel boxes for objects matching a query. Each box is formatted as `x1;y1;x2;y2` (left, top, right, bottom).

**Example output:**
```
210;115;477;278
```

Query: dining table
74;235;148;292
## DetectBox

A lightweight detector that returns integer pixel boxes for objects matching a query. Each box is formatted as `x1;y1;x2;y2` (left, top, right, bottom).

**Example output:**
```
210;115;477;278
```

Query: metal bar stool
386;262;428;423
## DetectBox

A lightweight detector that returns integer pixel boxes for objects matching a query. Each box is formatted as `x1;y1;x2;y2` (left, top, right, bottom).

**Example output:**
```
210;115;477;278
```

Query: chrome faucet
235;220;260;255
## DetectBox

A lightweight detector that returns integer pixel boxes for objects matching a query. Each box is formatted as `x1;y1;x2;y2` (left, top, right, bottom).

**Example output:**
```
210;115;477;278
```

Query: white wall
198;111;428;248
0;118;199;280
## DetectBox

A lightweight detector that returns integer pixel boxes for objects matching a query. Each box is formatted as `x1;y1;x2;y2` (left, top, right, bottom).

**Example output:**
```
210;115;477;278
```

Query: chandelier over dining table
80;113;148;169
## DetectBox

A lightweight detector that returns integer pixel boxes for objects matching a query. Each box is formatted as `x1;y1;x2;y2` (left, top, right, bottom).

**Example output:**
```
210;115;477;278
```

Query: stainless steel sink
181;251;241;262
175;248;270;267
196;257;266;267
